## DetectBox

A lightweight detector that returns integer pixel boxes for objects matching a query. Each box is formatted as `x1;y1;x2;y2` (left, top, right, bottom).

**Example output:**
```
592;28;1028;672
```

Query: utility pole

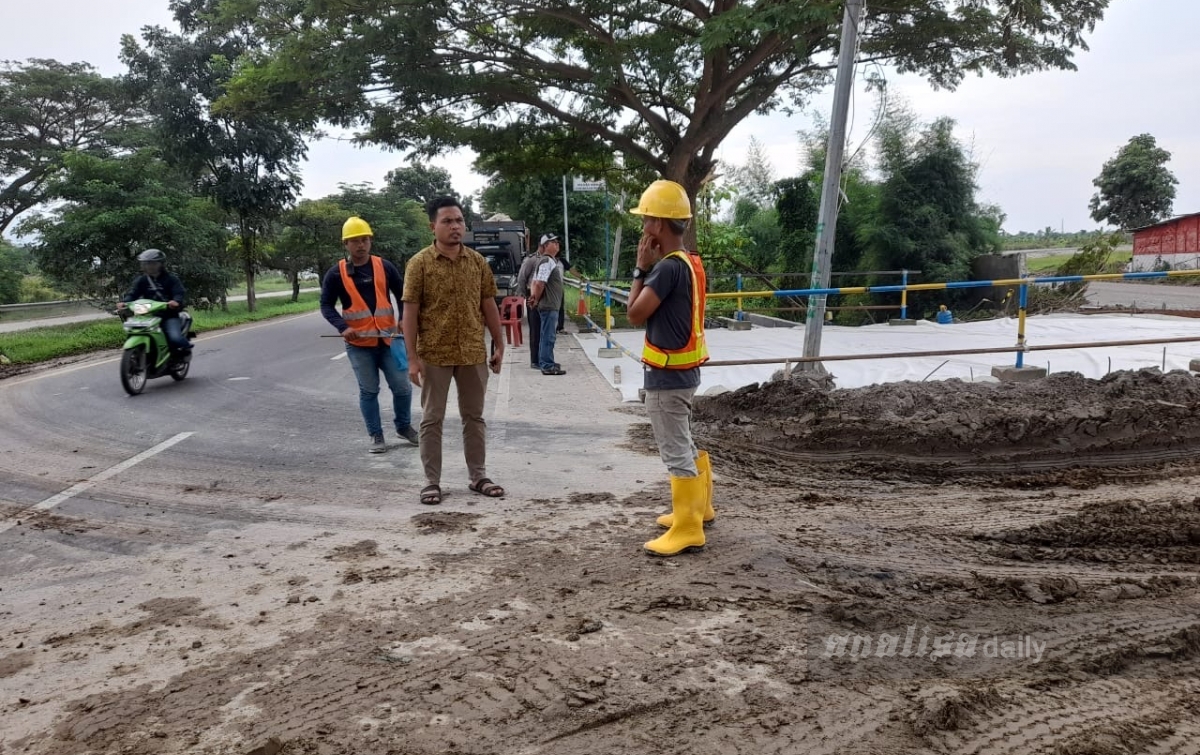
561;175;571;258
802;0;864;368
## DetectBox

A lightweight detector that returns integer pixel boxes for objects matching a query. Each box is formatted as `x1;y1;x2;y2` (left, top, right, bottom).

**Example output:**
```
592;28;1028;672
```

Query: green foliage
861;113;999;313
0;59;137;234
121;5;307;310
1055;232;1126;295
328;184;432;264
0;292;321;364
1089;134;1177;230
385;165;457;206
19;276;61;303
0;240;27;304
26;150;232;303
218;0;1108;209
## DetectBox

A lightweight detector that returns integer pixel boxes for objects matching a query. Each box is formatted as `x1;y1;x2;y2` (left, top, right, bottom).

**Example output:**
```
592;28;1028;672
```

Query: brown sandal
420;485;442;505
468;478;505;498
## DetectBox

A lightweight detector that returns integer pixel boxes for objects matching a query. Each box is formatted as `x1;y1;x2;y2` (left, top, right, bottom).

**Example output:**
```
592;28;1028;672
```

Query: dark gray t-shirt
643;255;702;391
534;256;564;312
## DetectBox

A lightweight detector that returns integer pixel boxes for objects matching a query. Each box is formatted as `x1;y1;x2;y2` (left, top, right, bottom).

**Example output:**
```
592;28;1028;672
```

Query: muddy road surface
2;327;1199;755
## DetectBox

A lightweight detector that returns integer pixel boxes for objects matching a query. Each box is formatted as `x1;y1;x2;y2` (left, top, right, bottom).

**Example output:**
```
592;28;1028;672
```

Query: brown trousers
419;363;489;486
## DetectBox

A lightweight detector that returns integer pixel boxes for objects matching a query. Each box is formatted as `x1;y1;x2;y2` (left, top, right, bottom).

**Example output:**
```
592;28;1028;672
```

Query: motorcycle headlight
132;302;153;315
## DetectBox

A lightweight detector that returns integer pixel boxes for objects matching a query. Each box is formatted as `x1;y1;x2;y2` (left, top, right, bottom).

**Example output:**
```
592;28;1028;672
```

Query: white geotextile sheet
573;314;1200;402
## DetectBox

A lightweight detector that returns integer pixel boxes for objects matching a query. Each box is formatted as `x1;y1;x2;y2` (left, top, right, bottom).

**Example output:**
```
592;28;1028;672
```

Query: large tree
28;150;232;303
122;3;307;311
1088;133;1177;230
218;0;1107;238
863;111;1001;306
268;198;350;301
0;59;136;234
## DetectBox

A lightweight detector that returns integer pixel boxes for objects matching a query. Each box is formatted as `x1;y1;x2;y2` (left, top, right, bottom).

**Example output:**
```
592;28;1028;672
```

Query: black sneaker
369;434;387;454
398;426;419;446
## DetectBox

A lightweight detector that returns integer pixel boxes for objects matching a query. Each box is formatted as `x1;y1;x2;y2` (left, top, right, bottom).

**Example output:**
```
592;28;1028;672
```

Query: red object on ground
499;296;524;346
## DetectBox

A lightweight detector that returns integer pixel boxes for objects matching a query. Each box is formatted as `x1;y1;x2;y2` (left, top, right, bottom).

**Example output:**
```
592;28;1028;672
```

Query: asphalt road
1085;281;1200;310
0;311;664;746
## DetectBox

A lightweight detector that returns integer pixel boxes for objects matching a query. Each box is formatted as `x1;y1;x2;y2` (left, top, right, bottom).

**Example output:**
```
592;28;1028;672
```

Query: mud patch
410;512;482;534
0;650;35;678
986;498;1200;563
324;540;378;561
619;422;658;456
695;369;1200;481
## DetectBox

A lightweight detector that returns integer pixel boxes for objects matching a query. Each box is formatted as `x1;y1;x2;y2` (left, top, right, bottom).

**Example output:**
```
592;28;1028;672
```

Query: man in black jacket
117;249;192;353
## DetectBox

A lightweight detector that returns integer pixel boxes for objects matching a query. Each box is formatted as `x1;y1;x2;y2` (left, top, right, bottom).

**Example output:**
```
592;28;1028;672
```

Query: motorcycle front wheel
121;347;147;395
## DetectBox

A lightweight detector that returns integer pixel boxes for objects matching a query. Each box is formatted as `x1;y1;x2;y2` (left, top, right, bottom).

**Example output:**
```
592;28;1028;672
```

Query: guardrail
0;299;104;323
569;269;1200;371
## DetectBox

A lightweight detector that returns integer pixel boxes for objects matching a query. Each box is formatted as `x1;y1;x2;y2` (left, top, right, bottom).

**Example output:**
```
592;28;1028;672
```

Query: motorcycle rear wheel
170;353;191;381
121;347;147;395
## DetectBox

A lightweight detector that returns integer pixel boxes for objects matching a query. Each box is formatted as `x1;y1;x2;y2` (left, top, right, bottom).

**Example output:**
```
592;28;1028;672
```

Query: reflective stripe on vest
642;250;709;370
339;256;396;347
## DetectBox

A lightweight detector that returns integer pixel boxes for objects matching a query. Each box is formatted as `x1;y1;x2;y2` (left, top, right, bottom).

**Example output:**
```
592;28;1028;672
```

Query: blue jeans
162;317;191;352
345;341;413;436
538;308;558;370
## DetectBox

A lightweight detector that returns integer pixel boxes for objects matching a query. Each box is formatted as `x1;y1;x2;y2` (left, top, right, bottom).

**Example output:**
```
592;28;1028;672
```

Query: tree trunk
219;293;228;312
664;157;713;252
291;272;300;303
242;229;257;313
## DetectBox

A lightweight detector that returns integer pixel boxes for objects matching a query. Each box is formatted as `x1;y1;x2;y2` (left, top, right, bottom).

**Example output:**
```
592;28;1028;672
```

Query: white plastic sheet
574;314;1200;402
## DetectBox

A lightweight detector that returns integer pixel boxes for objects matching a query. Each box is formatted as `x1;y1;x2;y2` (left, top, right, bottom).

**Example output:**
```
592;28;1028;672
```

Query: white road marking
0;312;319;389
227;377;251;381
331;352;348;361
0;432;194;535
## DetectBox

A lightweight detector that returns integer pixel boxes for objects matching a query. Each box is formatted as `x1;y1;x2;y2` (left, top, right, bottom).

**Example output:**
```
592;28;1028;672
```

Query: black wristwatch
632;266;647;280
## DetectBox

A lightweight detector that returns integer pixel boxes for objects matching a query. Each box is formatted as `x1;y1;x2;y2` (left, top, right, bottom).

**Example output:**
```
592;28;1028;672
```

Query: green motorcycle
118;299;195;395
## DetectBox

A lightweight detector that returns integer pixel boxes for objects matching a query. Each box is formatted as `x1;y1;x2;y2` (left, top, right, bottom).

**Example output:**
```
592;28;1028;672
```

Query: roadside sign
572;177;606;192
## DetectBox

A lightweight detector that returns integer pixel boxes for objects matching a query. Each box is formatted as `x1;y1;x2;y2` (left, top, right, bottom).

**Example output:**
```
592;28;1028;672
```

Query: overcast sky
3;0;1195;234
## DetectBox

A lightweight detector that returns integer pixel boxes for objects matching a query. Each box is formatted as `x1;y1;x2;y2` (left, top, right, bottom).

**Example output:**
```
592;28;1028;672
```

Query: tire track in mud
933;682;1191;755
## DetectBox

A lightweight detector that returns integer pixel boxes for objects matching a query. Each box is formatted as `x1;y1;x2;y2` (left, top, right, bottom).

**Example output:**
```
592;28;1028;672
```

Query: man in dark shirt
117;248;191;353
321;216;417;454
626;180;714;557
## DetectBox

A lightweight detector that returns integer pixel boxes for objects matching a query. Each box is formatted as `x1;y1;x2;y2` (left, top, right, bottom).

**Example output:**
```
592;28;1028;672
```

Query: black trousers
527;307;541;366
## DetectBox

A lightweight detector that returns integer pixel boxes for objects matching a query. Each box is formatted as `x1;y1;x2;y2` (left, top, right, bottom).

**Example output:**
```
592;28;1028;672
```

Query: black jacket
320;257;405;333
123;271;186;317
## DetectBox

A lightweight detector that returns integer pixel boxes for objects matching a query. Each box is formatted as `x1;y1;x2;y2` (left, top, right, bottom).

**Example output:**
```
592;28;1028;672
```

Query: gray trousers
644;386;699;478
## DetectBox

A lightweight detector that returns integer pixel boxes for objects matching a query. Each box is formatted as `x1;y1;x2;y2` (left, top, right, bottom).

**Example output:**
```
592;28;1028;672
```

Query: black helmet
138;249;166;263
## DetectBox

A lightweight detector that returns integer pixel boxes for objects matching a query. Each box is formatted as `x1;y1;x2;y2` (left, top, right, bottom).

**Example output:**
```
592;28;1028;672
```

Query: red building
1130;213;1200;271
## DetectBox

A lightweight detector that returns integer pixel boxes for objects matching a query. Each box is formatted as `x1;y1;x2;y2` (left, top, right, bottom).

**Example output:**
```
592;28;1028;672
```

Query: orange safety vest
642;250;709;370
338;256;396;347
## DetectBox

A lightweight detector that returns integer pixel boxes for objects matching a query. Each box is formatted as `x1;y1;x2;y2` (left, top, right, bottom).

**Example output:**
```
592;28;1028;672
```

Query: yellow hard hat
342;216;373;241
629;180;692;220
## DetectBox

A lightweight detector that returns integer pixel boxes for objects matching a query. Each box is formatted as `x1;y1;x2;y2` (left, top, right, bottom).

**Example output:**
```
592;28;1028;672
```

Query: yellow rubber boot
644;475;706;556
657;451;715;528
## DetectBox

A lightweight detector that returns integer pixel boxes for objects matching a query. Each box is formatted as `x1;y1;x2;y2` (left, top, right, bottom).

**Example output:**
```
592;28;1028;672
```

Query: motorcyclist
117;249;192;353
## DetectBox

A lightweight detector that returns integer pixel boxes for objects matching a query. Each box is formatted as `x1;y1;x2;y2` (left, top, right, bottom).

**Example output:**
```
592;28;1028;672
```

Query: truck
464;216;529;303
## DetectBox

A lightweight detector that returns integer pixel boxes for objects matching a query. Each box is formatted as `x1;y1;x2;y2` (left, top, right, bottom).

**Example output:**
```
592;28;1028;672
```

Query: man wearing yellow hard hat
320;216;418;454
626;180;716;556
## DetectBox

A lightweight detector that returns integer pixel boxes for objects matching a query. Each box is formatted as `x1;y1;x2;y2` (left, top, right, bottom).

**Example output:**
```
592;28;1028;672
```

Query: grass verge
1025;249;1133;274
0;293;321;365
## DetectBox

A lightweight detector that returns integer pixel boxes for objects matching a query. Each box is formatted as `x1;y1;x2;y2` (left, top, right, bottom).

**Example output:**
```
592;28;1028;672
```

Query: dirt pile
694;368;1200;461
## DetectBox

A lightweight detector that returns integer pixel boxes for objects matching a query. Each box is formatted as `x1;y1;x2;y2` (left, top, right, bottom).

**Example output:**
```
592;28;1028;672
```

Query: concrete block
745;312;800;329
638;388;647;403
597;347;623;358
717;316;752;331
1189;358;1200;372
991;365;1048;383
888;318;918;326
